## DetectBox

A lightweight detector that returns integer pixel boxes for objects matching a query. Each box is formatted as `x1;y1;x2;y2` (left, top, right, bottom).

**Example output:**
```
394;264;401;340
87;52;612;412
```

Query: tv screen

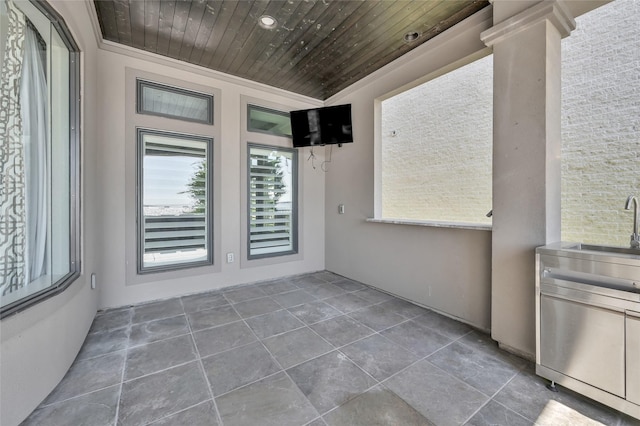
290;104;353;148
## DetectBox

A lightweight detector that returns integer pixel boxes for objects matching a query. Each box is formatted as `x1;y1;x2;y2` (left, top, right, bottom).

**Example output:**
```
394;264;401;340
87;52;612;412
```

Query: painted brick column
481;1;575;357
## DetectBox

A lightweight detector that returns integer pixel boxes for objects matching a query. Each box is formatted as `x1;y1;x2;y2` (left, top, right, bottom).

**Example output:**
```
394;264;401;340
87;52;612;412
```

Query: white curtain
0;0;27;295
21;22;48;283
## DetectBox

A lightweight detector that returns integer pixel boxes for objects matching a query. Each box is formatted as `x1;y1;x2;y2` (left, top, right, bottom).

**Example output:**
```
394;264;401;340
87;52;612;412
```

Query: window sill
366;218;492;231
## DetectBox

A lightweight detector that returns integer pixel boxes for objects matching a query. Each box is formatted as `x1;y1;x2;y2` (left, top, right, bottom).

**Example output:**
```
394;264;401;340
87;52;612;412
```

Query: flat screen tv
290;104;353;148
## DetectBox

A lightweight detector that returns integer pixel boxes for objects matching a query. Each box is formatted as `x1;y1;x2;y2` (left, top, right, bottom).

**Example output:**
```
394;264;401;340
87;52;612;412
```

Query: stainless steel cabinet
540;293;625;397
535;243;640;420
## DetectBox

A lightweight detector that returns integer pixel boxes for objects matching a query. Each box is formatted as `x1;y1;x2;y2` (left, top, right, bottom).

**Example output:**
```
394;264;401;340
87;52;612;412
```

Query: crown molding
481;0;575;47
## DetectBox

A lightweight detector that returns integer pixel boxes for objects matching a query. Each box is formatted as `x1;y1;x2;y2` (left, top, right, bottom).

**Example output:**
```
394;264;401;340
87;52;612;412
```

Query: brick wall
381;55;493;223
561;0;639;247
381;0;638;245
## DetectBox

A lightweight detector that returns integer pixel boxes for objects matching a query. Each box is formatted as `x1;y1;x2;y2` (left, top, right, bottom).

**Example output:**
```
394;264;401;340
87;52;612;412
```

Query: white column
481;1;575;357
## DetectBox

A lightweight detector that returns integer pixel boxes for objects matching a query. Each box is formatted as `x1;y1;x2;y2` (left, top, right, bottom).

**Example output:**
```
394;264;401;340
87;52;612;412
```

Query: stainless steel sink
537;241;640;296
566;242;640;256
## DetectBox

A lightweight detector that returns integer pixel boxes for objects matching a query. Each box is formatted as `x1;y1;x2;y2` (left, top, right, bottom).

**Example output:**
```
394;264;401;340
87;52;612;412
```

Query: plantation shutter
248;145;297;258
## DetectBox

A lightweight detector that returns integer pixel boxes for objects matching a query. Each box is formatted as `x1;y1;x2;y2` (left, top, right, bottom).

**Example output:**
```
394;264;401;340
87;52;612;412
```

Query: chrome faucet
625;195;640;248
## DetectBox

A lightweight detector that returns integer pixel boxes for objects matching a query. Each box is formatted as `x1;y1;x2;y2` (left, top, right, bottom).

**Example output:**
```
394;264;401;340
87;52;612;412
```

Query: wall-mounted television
290;104;353;148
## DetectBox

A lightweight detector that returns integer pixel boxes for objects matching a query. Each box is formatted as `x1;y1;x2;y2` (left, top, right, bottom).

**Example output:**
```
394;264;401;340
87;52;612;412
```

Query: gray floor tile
618;414;640;426
385;359;488;425
331;278;366;292
324;386;434;426
428;341;521;396
272;289;318;308
289;301;342;325
193;321;257;357
129;315;190;347
119;362;209;426
186;305;241;331
465;400;533;426
290;274;327;288
43;351;125;405
353;288;394;304
132;298;184;324
378;298;428;319
28;272;633;426
223;285;267;303
310;315;375;347
341;334;420;381
125;334;197;380
381;319;453;357
314;271;342;283
259;279;299;295
22;386;119;426
150;400;219;425
90;308;131;333
287;351;377;414
413;310;472;340
202;341;281;396
181;292;227;313
245;309;305;339
494;366;620;425
77;326;129;360
232;297;282;318
323;293;373;314
216;372;318;426
263;327;334;369
458;331;528;369
304;283;348;299
349;304;407;331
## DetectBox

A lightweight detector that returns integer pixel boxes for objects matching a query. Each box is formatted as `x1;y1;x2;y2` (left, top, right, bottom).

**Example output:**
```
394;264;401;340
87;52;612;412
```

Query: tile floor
21;271;640;426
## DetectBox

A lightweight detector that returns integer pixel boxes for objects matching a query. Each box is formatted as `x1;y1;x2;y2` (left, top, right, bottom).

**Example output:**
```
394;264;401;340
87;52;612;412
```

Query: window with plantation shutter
137;129;213;273
248;144;297;259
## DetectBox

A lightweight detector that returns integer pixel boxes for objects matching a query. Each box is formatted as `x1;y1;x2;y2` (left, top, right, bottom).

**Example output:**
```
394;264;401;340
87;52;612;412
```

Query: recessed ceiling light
403;31;420;43
259;15;277;29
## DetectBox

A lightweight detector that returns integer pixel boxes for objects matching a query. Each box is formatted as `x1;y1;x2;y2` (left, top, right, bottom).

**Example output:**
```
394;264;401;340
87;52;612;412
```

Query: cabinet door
540;294;625;397
627;311;640;405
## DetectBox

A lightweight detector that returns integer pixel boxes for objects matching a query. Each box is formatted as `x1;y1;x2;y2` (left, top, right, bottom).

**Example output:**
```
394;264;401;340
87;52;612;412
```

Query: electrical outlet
226;253;234;263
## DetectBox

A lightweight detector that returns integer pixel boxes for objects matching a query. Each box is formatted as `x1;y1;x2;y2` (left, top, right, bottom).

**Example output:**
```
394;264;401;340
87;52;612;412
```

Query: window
247;144;297;259
561;0;639;247
379;55;493;224
247;104;292;138
137;79;213;124
0;0;80;317
137;130;213;273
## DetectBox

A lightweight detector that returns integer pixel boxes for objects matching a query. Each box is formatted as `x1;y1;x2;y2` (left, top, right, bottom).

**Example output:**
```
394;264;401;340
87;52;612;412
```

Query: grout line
460;367;526;424
141;400;216;426
74;273;536;426
185;304;225;426
113;321;132;425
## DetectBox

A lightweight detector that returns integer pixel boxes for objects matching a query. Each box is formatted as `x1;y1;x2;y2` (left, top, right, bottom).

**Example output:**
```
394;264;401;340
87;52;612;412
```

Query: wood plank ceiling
94;0;489;100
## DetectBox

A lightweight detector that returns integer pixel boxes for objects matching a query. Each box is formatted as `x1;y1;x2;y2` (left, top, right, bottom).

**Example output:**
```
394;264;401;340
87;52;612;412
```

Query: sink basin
537;241;640;296
568;243;640;256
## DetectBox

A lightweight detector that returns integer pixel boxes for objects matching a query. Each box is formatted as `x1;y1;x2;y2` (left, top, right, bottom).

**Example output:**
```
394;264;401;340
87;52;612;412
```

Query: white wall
0;1;100;424
94;35;326;309
324;8;494;330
